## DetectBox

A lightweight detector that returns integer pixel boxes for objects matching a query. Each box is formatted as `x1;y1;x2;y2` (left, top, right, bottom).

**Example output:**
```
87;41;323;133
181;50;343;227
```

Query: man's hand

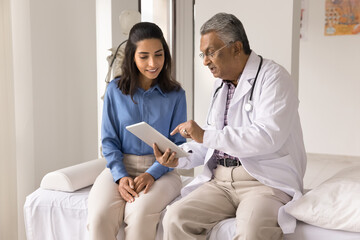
153;143;179;168
118;176;138;203
171;120;204;143
134;172;155;194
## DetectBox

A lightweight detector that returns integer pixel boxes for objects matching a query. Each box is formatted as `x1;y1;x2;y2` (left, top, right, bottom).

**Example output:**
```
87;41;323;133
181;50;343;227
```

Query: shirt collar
138;83;167;97
222;79;236;87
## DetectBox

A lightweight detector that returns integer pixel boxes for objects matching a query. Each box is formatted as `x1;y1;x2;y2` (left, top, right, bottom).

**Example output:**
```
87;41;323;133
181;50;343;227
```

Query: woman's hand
118;176;138;203
134;173;155;194
171;120;204;143
153;143;179;168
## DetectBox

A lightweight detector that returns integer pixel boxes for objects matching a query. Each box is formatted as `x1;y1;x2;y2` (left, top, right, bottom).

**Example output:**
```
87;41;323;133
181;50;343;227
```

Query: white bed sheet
24;187;95;240
207;217;360;240
24;186;175;240
24;154;360;240
284;221;360;240
24;183;360;240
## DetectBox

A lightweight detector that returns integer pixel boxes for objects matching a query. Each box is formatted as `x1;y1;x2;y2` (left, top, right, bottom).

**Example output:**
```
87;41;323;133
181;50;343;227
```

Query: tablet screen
126;122;189;158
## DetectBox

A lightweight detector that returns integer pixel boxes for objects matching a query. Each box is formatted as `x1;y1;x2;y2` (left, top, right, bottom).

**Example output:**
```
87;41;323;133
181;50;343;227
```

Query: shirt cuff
146;161;170;180
109;164;129;183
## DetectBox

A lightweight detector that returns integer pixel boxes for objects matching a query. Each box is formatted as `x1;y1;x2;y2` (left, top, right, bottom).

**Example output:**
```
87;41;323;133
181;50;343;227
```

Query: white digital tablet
126;122;189;158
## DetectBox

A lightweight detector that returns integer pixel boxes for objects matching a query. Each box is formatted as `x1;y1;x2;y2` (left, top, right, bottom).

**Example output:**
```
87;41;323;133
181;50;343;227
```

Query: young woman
87;22;187;240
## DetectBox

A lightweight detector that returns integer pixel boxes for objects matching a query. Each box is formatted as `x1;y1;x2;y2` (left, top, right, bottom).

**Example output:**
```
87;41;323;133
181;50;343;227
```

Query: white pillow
285;166;360;232
40;158;106;192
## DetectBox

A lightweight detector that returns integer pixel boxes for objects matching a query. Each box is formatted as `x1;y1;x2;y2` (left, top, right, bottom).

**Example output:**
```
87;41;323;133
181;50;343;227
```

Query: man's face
200;32;236;81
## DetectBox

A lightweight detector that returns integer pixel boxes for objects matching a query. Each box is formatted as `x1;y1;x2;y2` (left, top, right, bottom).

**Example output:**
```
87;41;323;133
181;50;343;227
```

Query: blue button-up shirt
101;79;187;182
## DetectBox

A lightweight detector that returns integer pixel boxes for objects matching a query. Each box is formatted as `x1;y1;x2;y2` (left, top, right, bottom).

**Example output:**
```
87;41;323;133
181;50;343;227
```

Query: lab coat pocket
256;154;301;191
257;154;294;175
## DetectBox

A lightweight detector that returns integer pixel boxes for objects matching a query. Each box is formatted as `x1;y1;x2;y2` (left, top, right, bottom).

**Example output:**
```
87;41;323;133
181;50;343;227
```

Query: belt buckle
224;158;231;167
224;158;239;167
226;158;233;167
217;158;240;167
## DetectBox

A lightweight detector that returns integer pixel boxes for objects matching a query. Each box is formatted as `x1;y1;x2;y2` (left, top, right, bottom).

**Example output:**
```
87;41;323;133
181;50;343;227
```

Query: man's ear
233;41;243;55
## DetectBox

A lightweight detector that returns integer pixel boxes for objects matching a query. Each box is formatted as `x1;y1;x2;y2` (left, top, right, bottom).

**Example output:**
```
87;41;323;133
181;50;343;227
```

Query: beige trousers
87;154;182;240
163;165;291;240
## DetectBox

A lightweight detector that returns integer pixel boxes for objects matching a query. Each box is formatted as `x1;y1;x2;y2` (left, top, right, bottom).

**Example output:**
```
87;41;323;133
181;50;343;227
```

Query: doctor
154;12;307;240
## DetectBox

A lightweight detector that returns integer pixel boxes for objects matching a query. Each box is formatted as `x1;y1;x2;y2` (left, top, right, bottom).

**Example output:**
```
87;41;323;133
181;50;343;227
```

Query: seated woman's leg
124;170;182;240
87;168;125;240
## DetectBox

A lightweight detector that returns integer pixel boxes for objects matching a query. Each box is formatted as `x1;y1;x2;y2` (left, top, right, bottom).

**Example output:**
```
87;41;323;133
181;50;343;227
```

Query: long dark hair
118;22;181;101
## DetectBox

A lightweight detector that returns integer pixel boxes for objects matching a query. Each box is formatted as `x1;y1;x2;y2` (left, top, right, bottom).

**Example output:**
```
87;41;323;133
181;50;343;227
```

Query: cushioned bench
24;154;360;240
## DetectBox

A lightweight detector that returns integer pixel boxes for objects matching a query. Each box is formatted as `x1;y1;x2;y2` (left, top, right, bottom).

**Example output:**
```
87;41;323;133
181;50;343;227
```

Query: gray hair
200;13;251;54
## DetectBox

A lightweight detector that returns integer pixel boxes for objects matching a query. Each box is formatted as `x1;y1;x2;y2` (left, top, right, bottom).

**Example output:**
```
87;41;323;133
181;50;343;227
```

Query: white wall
9;0;35;238
194;0;300;128
4;0;99;238
30;0;98;184
299;0;360;156
141;0;194;120
141;0;171;45
96;0;139;156
175;0;194;120
0;0;18;238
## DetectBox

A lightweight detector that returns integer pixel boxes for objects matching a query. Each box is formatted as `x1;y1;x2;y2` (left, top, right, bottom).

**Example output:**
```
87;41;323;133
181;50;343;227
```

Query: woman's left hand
134;172;155;194
153;143;178;167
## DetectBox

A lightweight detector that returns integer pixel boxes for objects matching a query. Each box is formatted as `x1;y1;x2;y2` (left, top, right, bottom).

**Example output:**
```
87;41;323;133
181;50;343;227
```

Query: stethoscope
207;55;263;125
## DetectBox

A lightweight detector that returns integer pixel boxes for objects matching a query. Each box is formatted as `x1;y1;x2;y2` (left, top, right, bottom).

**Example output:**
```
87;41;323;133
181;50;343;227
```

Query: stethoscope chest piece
243;55;263;113
244;102;253;112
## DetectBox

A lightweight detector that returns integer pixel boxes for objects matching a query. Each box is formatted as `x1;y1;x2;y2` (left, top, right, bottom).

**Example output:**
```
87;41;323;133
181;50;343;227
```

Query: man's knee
238;224;282;240
236;207;282;239
163;204;183;229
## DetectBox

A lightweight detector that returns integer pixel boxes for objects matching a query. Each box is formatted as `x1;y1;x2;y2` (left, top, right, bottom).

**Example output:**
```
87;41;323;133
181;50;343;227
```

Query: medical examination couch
24;153;360;240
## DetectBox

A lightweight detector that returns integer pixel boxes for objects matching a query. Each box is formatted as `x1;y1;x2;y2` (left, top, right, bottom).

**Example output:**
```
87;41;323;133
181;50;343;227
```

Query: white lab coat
177;51;307;234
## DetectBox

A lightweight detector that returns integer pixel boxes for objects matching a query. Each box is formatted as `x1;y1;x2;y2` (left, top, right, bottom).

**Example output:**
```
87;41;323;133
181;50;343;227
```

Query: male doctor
153;12;307;240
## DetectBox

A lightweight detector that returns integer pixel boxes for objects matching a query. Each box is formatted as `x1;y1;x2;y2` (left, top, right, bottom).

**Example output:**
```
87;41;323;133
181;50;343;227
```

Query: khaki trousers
87;154;182;240
163;165;291;240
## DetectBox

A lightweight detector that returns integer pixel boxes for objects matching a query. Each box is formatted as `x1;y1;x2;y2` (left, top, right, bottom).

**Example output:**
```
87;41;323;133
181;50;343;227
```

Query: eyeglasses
199;42;234;60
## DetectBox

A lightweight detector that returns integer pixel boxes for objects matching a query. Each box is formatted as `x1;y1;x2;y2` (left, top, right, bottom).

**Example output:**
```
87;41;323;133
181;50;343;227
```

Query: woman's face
134;38;165;88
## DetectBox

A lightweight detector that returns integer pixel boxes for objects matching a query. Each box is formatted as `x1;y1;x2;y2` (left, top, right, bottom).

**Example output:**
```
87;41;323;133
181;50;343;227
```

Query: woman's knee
90;205;119;226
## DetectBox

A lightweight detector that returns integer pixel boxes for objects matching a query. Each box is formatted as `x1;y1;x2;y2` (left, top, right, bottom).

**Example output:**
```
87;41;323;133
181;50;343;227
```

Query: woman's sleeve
101;86;129;182
169;90;187;145
146;90;187;179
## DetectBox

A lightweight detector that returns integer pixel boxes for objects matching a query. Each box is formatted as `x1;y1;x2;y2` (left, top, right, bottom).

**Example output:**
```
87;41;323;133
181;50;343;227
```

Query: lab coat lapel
214;82;228;130
230;52;261;108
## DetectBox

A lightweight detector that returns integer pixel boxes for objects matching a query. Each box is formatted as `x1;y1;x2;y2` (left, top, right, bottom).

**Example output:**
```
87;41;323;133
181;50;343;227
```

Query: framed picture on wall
325;0;360;36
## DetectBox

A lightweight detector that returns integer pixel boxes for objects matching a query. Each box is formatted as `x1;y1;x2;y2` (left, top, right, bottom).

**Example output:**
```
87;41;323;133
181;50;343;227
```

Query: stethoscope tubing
249;55;263;102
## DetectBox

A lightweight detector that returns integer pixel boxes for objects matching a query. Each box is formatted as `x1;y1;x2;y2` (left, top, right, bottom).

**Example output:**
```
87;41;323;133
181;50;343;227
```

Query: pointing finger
170;125;180;136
